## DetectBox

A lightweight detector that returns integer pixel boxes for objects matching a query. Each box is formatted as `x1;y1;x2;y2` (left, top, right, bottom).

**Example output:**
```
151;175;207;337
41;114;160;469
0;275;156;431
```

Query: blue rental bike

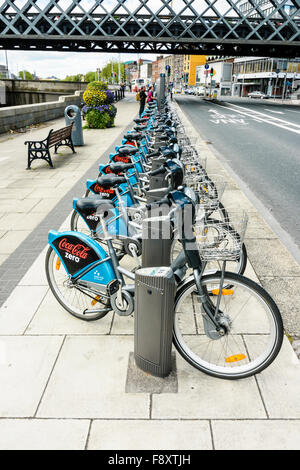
45;187;283;380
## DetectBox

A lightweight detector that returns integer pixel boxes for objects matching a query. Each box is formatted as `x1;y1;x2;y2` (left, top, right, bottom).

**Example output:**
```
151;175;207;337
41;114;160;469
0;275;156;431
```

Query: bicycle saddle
97;174;126;189
134;125;147;131
118;146;138;156
162;148;177;159
109;162;134;174
124;132;142;141
75;197;113;216
134;118;148;124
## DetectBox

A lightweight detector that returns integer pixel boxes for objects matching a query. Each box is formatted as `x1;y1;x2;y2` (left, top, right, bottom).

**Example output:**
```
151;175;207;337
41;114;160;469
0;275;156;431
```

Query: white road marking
226;102;300;129
0;157;9;163
264;109;284;114
211;102;300;135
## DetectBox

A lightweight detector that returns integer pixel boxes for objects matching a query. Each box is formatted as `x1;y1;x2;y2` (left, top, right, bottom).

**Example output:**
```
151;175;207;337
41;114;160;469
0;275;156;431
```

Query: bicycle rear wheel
45;246;111;321
173;272;283;379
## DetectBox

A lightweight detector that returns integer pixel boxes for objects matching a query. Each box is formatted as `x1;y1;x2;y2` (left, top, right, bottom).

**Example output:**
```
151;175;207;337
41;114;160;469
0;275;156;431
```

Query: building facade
196;57;234;96
151;56;164;84
239;0;298;18
232;57;300;98
183;55;207;86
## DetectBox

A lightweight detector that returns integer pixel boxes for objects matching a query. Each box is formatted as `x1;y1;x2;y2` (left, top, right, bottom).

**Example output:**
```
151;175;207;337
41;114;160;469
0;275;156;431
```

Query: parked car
195;86;208;96
184;88;195;95
248;91;268;99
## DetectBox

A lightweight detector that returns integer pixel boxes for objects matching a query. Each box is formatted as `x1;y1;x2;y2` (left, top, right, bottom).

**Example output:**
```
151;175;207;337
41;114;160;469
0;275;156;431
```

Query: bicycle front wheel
173;272;283;379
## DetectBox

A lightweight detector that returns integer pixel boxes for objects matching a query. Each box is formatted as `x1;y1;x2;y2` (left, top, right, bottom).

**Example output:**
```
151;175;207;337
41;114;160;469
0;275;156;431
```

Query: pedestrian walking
139;86;147;117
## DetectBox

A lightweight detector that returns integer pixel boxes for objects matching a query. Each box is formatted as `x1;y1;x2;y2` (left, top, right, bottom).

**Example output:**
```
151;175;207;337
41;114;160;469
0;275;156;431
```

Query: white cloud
4;50;160;79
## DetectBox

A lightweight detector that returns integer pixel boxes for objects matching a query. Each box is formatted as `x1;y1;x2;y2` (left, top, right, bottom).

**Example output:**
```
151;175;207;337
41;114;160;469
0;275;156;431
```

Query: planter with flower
82;82;117;129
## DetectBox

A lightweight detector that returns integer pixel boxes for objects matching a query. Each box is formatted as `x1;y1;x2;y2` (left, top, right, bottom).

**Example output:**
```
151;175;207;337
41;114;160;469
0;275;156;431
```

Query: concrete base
125;352;178;394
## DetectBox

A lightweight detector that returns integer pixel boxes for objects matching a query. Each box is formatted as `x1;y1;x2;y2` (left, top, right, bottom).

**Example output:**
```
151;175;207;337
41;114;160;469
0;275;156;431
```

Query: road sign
204;64;209;69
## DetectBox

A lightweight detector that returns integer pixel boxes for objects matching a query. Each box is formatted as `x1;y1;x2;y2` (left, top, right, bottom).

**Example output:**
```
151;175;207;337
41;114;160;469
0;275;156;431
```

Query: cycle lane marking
223;102;300;130
207;108;247;125
209;102;300;135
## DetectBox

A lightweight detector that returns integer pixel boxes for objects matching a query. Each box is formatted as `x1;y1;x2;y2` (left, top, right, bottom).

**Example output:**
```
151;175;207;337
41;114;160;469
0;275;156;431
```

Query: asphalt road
175;95;300;258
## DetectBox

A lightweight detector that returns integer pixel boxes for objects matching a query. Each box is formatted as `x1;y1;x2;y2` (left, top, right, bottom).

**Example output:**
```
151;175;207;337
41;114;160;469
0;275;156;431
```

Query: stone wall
0;91;82;135
2;79;88;94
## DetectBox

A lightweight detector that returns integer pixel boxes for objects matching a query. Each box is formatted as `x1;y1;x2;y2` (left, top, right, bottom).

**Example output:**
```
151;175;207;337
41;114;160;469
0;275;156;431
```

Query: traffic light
165;65;171;76
210;68;214;77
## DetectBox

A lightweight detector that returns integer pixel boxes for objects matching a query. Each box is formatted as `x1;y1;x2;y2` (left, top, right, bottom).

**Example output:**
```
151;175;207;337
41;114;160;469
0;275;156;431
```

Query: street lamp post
282;73;287;100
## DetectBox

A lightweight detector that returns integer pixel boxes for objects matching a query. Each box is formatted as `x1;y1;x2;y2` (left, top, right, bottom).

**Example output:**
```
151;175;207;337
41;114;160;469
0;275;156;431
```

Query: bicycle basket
190;174;227;211
194;210;248;261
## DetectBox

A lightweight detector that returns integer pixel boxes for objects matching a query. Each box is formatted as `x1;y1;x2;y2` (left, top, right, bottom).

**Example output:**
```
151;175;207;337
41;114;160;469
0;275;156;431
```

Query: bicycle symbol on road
208;109;247;125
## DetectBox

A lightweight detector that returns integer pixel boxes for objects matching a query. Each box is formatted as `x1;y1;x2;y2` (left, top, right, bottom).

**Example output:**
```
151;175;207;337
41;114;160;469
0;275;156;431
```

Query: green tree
85;71;97;82
19;70;33;80
63;74;83;82
100;61;125;83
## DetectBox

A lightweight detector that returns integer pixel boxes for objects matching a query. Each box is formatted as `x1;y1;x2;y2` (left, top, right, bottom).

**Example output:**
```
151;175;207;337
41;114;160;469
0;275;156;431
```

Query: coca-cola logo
104;166;113;174
94;185;115;194
58;238;90;259
114;155;130;163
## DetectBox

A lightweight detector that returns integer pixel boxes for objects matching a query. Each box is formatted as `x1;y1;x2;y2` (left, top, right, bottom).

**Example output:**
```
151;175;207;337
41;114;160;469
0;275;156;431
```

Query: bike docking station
133;213;177;380
131;76;176;380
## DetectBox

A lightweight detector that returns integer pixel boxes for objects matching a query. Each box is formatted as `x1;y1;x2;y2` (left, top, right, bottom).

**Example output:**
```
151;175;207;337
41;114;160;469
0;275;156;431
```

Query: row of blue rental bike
45;98;284;380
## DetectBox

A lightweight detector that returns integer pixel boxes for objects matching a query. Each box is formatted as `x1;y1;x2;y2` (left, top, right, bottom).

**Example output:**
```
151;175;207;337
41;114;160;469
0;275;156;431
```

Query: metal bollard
134;214;176;377
141;215;172;268
64;105;84;146
134;266;176;377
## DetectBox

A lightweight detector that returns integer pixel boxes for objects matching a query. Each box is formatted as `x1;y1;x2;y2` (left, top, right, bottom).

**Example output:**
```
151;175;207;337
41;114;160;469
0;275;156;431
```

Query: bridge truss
0;0;299;57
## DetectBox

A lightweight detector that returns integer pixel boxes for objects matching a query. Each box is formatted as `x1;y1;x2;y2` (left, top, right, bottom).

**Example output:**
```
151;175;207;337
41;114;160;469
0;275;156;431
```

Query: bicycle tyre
173;272;283;379
45;245;111;321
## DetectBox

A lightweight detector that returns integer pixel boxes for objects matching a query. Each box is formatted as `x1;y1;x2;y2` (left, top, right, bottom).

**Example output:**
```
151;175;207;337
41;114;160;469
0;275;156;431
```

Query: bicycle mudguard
110;153;132;164
98;164;113;175
48;230;116;284
86;179;116;200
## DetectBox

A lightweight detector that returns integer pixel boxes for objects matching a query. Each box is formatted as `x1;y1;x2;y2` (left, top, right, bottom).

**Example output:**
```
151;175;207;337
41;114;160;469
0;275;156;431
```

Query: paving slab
212;420;300;450
88;419;212;450
37;336;150;419
125;352;178;394
245;238;300;278
26;289;113;336
0;336;63;417
254;337;300;418
151;353;267;420
0;418;90;450
260;277;300;335
0;285;48;334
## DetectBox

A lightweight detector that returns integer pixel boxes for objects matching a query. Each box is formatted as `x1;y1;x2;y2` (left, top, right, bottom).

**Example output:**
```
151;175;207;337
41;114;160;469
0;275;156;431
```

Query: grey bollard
142;215;172;268
149;157;169;190
64;105;84;146
134;266;176;377
149;172;169;190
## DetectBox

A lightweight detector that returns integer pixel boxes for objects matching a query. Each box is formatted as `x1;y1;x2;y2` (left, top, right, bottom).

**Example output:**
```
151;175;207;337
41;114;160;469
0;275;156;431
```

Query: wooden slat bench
25;123;76;169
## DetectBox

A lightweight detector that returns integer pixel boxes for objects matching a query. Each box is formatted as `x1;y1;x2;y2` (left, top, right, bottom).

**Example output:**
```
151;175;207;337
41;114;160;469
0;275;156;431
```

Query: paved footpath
0;94;300;450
